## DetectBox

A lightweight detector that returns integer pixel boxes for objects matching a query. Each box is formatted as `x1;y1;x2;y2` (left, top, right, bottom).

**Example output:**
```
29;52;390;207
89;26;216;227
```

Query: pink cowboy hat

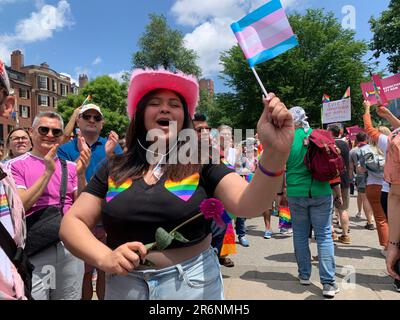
127;69;199;119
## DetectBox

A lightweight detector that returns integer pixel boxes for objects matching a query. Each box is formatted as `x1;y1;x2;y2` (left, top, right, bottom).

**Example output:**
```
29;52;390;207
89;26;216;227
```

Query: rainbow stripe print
106;177;133;202
221;159;235;170
0;193;10;218
164;173;200;202
220;222;237;256
278;207;292;229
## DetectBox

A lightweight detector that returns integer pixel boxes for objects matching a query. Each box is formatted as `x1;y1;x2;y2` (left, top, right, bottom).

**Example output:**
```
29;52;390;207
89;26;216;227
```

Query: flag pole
81;94;91;107
251;67;268;97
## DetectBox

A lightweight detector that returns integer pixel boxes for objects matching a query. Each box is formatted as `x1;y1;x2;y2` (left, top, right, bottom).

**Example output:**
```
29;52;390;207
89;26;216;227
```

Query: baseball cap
0;59;11;95
79;103;103;117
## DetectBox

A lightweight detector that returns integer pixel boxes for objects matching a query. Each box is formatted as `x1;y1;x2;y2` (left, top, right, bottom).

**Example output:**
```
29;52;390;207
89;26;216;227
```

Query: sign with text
360;73;400;105
322;98;351;124
346;125;364;142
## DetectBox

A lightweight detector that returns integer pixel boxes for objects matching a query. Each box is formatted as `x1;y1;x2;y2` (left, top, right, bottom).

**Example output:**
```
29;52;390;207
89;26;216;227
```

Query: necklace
137;139;178;181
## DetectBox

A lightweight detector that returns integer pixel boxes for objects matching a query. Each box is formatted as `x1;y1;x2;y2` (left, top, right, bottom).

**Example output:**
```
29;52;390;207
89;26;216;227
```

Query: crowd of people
1;58;400;300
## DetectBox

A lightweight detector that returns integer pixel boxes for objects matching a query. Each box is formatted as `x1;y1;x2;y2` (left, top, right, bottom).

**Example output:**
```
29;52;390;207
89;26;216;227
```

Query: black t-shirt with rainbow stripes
84;163;233;249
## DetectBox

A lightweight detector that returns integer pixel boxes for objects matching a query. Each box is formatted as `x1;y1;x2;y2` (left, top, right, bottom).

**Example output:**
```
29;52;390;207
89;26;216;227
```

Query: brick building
199;79;214;97
0;50;77;143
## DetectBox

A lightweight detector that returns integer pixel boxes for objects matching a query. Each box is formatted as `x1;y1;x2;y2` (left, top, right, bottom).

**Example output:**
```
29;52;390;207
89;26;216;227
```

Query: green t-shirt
286;128;332;198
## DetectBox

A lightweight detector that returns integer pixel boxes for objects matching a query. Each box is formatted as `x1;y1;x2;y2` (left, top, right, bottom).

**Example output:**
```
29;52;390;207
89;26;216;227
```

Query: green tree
132;14;201;78
214;9;368;129
57;76;129;137
370;0;400;74
196;88;215;117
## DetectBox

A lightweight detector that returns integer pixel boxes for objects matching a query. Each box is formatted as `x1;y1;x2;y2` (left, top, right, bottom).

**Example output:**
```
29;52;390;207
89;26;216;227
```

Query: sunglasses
81;114;103;122
37;126;63;138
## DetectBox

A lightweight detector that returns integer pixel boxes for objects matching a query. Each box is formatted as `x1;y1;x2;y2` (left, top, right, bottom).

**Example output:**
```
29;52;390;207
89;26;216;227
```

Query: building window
19;105;30;119
52;79;57;93
19;88;30;99
38;94;49;106
60;83;68;97
38;75;48;90
7;125;13;134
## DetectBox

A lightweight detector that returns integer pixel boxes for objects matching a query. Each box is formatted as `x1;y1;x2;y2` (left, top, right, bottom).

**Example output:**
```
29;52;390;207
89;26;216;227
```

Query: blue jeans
235;217;246;238
105;247;224;300
288;196;336;285
211;221;226;257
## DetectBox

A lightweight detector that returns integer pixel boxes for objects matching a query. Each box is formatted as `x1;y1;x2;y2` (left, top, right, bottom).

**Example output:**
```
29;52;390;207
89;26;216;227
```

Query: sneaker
280;228;291;234
238;236;249;247
394;280;400;292
322;283;340;298
263;230;272;239
298;277;311;285
356;212;362;219
332;231;339;241
338;235;351;244
365;223;375;230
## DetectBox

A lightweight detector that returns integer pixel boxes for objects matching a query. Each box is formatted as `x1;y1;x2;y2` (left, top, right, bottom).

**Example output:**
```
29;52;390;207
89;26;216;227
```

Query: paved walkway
222;195;399;300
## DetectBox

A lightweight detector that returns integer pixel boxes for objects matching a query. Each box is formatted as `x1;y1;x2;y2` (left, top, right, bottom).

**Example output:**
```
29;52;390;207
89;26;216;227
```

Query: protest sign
322;98;351;124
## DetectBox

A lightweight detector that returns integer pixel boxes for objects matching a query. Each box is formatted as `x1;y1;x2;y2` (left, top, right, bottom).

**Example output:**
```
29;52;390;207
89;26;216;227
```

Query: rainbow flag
342;87;351;99
220;222;237;256
231;0;298;67
278;207;292;229
322;94;330;103
81;94;92;106
366;91;376;97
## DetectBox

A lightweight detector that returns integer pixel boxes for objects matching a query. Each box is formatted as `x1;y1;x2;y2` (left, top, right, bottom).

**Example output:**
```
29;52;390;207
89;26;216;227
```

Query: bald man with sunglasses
7;112;91;300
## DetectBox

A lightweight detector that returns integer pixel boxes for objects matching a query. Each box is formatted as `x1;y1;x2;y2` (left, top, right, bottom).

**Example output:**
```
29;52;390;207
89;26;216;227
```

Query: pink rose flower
200;198;225;227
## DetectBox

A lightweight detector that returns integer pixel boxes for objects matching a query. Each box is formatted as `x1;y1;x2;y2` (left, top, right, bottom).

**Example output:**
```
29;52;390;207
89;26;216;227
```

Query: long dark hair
109;89;202;186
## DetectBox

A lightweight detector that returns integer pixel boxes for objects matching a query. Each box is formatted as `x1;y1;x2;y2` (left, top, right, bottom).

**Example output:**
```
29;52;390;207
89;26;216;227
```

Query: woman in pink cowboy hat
60;68;294;300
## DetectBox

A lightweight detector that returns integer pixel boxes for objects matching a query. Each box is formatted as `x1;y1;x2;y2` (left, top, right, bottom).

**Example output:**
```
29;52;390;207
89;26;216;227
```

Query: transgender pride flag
231;0;298;67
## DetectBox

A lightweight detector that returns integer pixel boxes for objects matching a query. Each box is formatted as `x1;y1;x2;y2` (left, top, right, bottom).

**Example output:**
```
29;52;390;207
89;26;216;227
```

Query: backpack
359;148;385;173
304;129;345;182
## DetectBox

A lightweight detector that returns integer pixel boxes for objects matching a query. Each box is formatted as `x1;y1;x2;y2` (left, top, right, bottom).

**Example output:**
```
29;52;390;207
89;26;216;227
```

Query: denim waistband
133;246;218;277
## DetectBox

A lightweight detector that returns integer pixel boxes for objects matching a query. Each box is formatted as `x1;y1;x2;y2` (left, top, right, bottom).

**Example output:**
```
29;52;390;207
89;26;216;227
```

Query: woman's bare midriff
137;234;212;270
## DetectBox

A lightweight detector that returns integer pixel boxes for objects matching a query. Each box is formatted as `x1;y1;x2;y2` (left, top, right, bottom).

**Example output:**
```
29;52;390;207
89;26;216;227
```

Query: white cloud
172;0;302;78
183;18;237;77
92;57;102;65
0;0;73;63
109;70;127;83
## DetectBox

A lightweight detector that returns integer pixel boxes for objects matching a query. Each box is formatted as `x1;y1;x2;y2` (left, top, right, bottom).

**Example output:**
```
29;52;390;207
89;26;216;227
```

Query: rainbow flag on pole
81;94;92;106
342;87;351;99
322;94;330;103
231;0;298;67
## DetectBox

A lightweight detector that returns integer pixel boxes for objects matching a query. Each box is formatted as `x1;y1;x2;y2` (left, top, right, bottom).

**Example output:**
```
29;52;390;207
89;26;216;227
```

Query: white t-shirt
378;134;390;193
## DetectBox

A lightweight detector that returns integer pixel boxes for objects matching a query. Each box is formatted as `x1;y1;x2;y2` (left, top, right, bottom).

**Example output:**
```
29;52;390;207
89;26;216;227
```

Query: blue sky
0;0;391;93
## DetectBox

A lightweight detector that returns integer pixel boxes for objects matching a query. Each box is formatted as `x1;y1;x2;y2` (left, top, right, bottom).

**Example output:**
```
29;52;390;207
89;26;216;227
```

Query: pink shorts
84;226;107;273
